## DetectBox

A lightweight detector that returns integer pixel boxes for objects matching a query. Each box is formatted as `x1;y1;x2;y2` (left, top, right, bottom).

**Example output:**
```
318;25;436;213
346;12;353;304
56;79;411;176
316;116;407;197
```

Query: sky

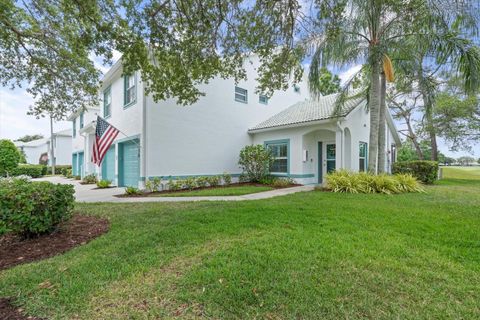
0;60;478;158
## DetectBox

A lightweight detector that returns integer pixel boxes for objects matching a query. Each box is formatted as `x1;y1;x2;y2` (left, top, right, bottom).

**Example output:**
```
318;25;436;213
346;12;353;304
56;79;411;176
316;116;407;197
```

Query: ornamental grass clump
326;171;424;194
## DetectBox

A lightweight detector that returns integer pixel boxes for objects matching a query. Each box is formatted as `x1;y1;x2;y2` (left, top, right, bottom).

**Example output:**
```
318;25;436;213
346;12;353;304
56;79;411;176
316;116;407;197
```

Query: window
259;94;268;105
124;74;136;106
104;87;112;118
79;112;84;129
293;84;301;93
235;86;248;103
359;142;367;172
72;119;76;138
266;140;289;174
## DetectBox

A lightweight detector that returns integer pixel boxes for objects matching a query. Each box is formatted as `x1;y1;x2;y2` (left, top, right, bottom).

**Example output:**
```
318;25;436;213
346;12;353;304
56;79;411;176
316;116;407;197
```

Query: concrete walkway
35;176;314;203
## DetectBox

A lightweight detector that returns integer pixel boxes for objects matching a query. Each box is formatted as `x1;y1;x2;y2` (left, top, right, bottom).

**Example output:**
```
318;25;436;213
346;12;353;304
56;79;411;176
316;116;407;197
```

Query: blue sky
0;58;478;158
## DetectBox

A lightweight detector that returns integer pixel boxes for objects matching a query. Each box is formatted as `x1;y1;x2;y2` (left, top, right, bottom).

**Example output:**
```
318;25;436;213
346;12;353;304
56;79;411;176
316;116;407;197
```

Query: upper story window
259;94;268;105
293;84;301;93
235;86;248;103
266;140;289;174
72;119;76;138
359;142;367;172
79;112;84;129
104;87;112;118
124;74;136;107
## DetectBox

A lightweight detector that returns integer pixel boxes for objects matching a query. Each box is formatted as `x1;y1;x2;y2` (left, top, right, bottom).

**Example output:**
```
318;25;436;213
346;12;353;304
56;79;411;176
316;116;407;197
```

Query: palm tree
309;0;479;170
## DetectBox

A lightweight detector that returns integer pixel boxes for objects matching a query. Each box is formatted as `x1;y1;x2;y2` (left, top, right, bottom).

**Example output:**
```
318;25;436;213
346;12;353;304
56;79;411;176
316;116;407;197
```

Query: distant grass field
441;166;480;180
1;170;480;319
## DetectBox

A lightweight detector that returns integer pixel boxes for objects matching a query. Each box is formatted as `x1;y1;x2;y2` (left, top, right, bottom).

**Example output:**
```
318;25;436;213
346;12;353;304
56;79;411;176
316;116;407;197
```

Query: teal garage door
119;140;139;187
72;154;78;176
101;146;116;183
78;152;84;178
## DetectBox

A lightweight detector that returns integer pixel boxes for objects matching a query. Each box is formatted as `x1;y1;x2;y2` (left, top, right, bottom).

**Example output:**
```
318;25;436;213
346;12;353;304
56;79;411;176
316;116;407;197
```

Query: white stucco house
69;57;400;187
14;129;72;166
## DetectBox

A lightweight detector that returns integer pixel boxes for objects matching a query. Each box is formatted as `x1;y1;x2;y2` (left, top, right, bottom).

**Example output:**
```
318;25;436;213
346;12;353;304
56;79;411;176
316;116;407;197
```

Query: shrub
74;175;81;180
97;180;112;188
0;139;21;177
64;168;73;178
238;145;274;182
259;175;276;185
272;177;295;188
184;177;198;190
222;172;232;185
0;179;75;237
82;174;98;184
12;164;45;178
326;171;424;194
152;177;161;192
46;165;72;175
125;186;141;195
206;175;220;187
392;161;438;184
168;179;183;191
197;176;209;188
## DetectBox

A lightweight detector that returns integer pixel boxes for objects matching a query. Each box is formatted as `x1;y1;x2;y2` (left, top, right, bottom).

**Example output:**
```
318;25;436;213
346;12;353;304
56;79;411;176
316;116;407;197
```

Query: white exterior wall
143;56;309;181
251;102;398;185
48;135;72;166
20;144;48;164
98;65;144;186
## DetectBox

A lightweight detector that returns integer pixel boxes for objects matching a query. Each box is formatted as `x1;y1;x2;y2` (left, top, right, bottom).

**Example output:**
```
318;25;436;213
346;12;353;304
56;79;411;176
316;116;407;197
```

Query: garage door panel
119;140;139;187
102;146;115;183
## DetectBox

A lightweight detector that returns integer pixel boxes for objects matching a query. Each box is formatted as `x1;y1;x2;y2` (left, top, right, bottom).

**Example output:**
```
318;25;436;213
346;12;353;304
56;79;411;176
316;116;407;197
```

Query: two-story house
69;56;400;187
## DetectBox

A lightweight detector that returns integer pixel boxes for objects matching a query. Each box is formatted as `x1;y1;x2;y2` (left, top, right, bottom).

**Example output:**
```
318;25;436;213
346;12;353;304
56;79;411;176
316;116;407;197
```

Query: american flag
92;116;119;165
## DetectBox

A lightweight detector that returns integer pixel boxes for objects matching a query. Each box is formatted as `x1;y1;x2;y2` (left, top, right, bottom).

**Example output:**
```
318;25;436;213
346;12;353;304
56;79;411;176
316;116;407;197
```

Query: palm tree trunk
368;59;381;174
377;72;387;173
424;104;438;161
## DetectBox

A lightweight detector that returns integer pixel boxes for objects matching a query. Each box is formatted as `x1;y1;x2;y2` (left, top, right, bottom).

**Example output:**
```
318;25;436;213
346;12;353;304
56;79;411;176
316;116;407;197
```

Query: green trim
268;173;314;179
103;86;112;118
115;134;140;144
123;73;137;108
318;142;323;184
264;139;290;175
79;112;84;129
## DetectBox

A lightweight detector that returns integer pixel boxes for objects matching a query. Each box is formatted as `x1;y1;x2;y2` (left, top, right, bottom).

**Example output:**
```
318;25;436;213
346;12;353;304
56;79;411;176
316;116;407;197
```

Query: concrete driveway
34;176;314;203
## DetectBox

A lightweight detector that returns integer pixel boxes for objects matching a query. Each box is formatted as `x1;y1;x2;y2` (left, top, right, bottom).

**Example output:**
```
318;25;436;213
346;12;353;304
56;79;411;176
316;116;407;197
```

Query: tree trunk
418;63;438;161
377;72;387;173
368;59;381;174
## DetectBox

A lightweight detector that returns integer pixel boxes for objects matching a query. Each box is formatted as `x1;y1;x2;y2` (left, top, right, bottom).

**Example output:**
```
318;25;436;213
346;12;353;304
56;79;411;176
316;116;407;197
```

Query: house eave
248;117;342;134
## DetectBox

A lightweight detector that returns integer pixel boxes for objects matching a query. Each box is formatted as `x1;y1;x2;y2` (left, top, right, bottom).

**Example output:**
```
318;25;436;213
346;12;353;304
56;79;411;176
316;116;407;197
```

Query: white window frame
124;74;136;107
104;87;112;118
259;94;268;105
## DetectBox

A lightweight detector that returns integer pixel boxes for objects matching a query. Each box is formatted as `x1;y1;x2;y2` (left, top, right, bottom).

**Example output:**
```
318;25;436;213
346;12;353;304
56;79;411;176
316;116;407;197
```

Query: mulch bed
0;298;44;320
115;182;300;197
0;215;109;271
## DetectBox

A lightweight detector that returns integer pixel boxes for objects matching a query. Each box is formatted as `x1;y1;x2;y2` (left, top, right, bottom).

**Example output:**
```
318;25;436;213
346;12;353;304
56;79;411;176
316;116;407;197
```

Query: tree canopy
15;134;44;143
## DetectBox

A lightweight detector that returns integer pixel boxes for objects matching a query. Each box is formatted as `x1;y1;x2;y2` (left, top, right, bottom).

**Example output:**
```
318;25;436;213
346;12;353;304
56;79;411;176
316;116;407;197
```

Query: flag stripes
92;116;119;165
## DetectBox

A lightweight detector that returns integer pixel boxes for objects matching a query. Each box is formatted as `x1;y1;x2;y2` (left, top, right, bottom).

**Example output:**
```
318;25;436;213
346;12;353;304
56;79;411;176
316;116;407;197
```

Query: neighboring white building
14;138;49;165
47;129;73;166
69;57;400;187
14;129;73;166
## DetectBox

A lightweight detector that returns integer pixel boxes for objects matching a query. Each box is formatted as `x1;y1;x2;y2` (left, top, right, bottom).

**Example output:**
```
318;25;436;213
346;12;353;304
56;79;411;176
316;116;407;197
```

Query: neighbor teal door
101;146;115;183
72;154;78;176
326;144;336;173
77;152;84;178
118;140;139;187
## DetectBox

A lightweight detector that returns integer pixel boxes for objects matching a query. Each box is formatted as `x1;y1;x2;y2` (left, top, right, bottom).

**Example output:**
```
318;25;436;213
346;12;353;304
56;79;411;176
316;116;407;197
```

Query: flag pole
94;114;142;149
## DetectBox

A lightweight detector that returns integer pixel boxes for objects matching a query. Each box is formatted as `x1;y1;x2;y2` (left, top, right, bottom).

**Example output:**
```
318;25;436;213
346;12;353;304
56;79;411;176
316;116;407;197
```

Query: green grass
155;185;274;197
442;166;480;180
1;174;480;319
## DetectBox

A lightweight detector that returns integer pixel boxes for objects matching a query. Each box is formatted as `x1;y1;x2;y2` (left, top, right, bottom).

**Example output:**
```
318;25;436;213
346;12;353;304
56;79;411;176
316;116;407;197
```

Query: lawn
155;185;274;197
1;167;480;319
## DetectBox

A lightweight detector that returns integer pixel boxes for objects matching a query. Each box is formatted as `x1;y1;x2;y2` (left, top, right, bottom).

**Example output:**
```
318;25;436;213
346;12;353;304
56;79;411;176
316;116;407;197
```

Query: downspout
142;82;148;188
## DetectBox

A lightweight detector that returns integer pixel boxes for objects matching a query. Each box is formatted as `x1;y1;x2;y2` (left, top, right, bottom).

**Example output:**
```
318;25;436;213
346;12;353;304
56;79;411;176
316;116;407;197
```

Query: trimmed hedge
12;164;46;178
46;165;72;176
0;178;75;237
392;161;438;184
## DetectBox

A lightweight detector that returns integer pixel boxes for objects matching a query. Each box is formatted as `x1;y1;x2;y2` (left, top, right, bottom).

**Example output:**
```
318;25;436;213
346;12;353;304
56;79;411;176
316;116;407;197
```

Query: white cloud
0;87;70;140
338;64;362;85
